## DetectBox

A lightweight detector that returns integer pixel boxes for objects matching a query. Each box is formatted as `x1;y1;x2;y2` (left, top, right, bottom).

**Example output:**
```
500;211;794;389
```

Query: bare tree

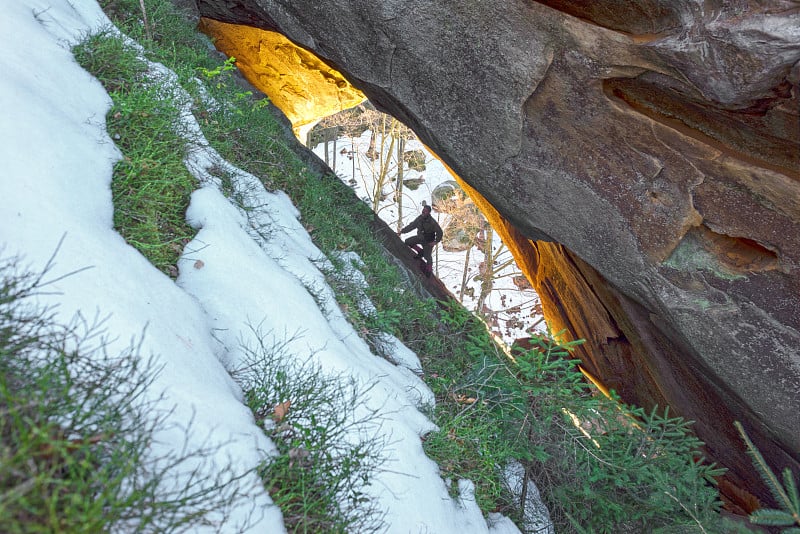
309;106;540;339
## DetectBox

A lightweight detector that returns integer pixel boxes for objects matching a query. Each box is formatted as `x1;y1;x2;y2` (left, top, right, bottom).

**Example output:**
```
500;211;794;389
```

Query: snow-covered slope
0;1;520;532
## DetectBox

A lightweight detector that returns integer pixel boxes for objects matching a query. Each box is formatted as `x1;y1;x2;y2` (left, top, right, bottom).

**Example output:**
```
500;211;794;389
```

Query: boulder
195;0;800;510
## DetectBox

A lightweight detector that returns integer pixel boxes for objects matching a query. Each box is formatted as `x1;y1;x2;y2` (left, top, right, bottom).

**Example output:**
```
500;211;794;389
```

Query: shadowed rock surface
194;0;800;511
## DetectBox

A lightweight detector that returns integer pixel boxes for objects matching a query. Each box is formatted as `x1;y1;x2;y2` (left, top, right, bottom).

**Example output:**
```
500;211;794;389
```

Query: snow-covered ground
0;1;526;532
311;129;546;346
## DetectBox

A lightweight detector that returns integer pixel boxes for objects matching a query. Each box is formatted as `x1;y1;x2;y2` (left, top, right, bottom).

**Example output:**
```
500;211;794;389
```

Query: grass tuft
73;31;197;278
0;248;254;532
232;326;387;534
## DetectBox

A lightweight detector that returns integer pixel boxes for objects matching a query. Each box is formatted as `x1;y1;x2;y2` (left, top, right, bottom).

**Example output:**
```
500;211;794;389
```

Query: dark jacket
401;213;443;243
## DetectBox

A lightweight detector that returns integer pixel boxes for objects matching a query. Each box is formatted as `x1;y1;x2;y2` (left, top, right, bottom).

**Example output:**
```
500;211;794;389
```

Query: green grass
233;327;386;534
73;1;732;532
72;31;197;278
0;252;248;532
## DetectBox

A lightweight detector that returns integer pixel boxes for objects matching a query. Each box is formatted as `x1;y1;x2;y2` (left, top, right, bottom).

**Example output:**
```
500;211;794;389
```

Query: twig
139;0;152;40
663;490;708;534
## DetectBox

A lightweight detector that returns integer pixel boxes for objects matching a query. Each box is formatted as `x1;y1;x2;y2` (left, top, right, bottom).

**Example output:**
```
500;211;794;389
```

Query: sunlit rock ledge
199;18;365;139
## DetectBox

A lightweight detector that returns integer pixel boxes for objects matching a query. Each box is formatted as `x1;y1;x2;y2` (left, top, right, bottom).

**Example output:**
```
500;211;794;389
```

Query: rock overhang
194;0;800;512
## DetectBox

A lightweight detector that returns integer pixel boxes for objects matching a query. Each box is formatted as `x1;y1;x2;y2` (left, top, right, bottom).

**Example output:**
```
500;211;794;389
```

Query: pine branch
735;421;800;527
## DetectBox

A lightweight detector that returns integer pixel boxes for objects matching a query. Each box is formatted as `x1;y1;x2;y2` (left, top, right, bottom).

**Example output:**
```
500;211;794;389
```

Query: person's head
422;205;431;215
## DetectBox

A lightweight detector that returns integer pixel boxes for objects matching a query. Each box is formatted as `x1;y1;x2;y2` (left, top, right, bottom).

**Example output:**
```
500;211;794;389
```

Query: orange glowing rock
199;18;365;138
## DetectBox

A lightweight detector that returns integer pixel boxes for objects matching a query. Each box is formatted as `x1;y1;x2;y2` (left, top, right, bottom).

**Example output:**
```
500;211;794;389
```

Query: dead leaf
194;259;204;269
451;393;477;405
273;400;291;422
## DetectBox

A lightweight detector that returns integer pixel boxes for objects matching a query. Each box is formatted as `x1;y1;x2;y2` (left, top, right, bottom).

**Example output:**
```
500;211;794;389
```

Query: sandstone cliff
194;0;800;511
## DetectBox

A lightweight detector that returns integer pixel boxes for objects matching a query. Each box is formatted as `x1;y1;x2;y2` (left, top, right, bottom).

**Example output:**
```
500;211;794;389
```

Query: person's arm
399;216;419;235
432;220;443;243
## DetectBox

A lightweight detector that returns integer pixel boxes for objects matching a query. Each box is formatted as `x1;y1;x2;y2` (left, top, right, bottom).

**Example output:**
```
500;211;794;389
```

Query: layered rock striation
195;0;800;511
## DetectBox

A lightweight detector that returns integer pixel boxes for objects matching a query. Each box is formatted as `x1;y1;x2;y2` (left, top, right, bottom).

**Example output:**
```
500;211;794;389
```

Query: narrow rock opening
194;10;800;522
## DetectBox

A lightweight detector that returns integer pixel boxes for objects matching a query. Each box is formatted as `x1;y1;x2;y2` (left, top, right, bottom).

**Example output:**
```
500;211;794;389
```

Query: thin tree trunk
520;411;534;516
373;119;396;213
139;0;152;40
433;230;438;275
395;135;405;232
476;226;494;317
351;136;356;182
367;128;376;157
459;246;471;301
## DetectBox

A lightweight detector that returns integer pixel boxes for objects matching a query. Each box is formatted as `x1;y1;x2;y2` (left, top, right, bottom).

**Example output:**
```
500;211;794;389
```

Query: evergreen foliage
418;305;725;533
736;422;800;532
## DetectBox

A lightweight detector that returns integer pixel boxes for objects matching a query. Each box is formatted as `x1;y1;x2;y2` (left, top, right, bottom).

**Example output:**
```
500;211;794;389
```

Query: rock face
198;19;365;136
195;0;800;509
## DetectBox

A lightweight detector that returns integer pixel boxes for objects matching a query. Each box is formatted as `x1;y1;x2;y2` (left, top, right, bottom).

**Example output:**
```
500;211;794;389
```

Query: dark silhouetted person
398;205;442;277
